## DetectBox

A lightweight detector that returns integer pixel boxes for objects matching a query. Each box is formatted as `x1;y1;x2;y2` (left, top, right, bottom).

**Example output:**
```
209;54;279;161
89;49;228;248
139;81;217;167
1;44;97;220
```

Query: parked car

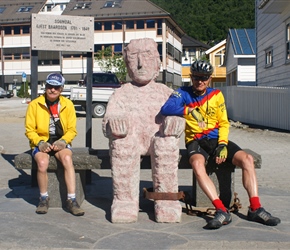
0;87;13;98
84;72;121;88
71;72;121;118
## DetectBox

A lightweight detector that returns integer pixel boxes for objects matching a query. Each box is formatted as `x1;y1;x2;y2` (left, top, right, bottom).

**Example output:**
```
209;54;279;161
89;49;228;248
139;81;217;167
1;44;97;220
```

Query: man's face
125;40;159;85
190;74;211;94
45;84;62;101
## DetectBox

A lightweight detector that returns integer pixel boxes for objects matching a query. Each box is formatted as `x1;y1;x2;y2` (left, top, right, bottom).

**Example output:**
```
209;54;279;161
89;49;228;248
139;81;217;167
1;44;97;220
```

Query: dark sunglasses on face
191;75;210;81
46;84;62;90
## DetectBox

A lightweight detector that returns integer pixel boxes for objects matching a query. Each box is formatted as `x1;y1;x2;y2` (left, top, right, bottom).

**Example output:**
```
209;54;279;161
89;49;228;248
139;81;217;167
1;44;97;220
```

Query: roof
62;0;184;35
228;29;256;55
63;0;169;19
0;0;184;35
205;39;226;54
181;34;210;49
0;0;45;24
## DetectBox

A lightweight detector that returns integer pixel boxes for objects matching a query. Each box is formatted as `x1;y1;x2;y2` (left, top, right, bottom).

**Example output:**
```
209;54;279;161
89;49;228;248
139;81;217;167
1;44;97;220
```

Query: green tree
95;46;127;82
150;0;255;45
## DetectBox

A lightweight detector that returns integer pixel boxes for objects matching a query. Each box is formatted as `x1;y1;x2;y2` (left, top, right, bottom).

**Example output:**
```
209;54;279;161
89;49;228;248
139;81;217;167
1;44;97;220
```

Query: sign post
30;13;94;150
22;72;27;97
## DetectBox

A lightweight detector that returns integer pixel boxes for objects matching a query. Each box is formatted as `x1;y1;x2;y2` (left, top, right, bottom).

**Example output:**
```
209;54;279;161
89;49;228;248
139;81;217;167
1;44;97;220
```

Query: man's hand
191;108;206;128
38;141;52;152
53;140;66;151
191;108;204;122
214;144;228;164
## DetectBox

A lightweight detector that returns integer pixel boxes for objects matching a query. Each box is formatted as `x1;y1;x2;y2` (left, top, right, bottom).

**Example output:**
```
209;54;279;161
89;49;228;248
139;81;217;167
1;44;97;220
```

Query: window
4;27;12;35
94;44;102;52
146;19;155;28
126;21;134;29
14;53;21;60
23;26;30;34
103;0;123;8
23;53;30;60
157;43;163;62
17;6;33;13
2;47;30;60
157;19;162;35
114;44;123;55
14;26;21;35
95;22;102;31
38;51;59;65
73;3;91;10
214;48;225;66
0;7;6;13
287;23;290;62
104;21;112;31
114;21;122;30
188;49;196;58
265;47;273;67
175;49;181;63
167;43;174;57
136;20;144;29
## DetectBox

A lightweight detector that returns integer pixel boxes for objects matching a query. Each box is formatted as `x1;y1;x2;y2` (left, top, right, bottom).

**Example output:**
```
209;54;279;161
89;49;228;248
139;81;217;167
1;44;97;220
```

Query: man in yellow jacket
25;73;84;216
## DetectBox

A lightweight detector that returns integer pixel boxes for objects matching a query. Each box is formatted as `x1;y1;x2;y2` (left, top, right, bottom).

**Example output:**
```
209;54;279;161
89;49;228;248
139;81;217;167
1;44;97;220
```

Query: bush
17;82;30;98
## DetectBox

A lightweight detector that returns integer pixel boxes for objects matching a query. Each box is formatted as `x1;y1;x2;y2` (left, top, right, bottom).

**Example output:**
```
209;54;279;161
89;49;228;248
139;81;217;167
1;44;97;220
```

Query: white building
0;0;184;89
256;0;290;87
225;28;256;86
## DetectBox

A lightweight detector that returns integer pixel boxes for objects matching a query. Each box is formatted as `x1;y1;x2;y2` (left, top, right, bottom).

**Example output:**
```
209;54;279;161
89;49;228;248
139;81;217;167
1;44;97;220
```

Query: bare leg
232;151;258;198
55;149;75;194
190;154;220;202
34;152;50;194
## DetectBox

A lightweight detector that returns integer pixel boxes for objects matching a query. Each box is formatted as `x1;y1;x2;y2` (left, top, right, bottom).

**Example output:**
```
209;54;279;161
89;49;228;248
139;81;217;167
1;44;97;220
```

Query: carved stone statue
102;38;185;223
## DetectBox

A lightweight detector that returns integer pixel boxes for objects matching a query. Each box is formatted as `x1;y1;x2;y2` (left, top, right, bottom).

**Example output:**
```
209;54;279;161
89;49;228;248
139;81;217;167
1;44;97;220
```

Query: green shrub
17;82;30;98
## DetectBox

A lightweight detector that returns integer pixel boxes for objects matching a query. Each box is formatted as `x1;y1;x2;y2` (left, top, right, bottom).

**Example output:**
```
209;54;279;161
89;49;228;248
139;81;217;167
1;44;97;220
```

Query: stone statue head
123;38;161;85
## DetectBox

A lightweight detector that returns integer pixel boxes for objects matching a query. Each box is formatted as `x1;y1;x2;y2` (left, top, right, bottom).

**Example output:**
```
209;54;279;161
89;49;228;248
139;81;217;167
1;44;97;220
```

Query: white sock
40;192;48;198
67;193;76;200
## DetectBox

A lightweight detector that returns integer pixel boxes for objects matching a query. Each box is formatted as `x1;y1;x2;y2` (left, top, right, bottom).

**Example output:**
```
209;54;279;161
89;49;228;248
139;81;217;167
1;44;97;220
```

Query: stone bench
14;147;102;207
96;148;261;209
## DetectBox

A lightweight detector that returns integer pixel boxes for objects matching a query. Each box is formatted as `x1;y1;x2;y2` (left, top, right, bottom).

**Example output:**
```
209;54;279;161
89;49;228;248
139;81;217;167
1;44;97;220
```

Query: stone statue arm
102;91;129;139
161;116;185;138
102;116;129;139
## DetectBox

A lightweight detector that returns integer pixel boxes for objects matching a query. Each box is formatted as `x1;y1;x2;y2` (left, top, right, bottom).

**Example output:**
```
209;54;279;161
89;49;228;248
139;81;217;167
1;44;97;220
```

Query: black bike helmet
190;60;213;75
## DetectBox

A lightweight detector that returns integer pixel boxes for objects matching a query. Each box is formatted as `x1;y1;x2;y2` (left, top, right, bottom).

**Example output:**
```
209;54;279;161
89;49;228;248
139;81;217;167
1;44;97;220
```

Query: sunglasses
191;75;210;81
46;84;62;90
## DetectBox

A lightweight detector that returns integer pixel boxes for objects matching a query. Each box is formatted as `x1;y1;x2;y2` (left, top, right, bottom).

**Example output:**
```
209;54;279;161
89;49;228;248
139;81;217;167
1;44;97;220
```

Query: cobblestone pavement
0;97;289;249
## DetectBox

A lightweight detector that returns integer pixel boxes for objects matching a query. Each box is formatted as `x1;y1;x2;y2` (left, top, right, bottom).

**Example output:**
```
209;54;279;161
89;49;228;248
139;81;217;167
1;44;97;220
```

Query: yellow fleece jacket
25;95;77;149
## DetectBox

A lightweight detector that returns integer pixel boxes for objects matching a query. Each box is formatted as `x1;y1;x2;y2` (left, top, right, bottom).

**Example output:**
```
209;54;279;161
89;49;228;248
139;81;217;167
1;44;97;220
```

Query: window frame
286;23;290;63
265;47;273;68
0;7;6;13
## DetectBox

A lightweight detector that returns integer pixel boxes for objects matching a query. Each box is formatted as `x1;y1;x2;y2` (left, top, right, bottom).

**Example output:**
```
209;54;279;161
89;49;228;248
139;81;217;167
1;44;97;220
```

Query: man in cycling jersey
161;60;280;229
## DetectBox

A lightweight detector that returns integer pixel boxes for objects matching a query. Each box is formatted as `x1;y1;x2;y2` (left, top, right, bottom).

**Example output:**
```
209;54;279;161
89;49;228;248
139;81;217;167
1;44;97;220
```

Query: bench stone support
14;148;101;208
47;168;86;207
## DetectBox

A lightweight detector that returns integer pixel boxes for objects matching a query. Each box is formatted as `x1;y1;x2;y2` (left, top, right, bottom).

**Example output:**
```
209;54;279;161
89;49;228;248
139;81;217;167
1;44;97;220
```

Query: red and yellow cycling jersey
161;86;229;145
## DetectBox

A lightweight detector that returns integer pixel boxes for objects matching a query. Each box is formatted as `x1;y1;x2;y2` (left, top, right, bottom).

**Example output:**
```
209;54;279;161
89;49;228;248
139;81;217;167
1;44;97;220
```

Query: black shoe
247;207;281;226
205;209;232;229
36;196;49;214
66;199;85;216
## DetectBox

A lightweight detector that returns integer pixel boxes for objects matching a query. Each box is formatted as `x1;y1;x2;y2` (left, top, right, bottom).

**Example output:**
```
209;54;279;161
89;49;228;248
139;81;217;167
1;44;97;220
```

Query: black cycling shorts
186;138;242;164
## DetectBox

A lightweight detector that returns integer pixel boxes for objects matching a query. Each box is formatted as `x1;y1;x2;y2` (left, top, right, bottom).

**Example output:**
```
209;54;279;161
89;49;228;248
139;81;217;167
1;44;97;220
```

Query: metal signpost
22;72;27;94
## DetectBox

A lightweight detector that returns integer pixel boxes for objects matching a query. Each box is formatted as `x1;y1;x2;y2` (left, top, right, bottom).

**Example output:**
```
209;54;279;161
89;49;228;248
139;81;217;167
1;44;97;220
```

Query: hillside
150;0;255;45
